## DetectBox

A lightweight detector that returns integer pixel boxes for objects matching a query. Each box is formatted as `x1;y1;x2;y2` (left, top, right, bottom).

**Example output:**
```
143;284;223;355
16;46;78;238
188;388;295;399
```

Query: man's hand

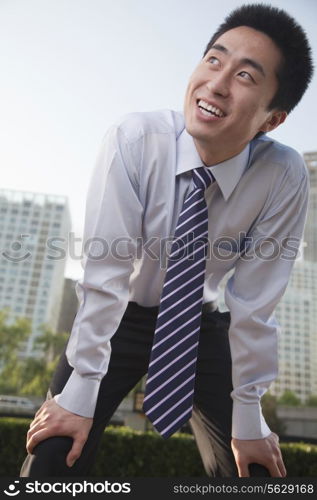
26;399;93;468
231;432;287;477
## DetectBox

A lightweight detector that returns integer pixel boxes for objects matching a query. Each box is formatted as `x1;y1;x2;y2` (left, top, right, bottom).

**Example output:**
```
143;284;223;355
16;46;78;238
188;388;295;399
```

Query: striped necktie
143;166;214;438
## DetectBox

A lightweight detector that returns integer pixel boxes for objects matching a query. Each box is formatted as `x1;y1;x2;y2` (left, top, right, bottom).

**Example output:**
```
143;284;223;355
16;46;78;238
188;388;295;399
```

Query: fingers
276;459;287;477
268;433;287;477
26;428;53;454
232;433;287;478
25;401;93;468
236;458;250;477
237;465;250;477
276;454;287;477
28;401;50;431
66;434;87;468
267;461;283;477
26;422;89;469
240;459;284;478
27;421;46;440
29;417;42;430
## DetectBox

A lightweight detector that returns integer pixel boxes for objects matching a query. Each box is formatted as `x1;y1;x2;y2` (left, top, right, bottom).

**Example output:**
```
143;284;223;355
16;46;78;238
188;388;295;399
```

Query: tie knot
193;167;214;191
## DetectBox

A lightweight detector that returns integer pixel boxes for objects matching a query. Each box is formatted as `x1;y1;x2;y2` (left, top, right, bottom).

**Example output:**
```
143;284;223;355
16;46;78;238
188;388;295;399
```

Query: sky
0;0;316;279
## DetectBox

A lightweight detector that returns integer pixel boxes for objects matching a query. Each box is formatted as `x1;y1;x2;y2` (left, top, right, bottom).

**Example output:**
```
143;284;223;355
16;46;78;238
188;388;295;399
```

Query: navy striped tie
143;166;214;438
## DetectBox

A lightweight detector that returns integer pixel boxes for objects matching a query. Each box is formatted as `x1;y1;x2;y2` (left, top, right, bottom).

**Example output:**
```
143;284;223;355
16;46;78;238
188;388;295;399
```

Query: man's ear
259;110;287;133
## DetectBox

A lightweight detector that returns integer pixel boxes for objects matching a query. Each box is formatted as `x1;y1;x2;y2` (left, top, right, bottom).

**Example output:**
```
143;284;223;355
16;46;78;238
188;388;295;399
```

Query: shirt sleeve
224;162;309;440
54;124;143;417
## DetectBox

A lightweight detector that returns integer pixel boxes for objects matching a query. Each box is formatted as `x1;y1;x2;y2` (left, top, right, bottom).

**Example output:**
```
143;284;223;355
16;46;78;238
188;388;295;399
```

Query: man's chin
184;119;203;139
185;123;214;144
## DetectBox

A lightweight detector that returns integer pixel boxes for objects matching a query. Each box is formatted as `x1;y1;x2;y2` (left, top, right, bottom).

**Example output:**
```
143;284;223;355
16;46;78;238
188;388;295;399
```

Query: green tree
0;311;31;394
18;327;69;397
0;310;31;364
278;390;301;406
261;392;286;434
0;310;69;397
35;326;69;361
305;394;317;407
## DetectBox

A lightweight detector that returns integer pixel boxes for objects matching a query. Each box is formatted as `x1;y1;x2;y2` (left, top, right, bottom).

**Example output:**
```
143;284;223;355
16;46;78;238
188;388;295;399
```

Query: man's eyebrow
211;43;229;55
210;43;266;77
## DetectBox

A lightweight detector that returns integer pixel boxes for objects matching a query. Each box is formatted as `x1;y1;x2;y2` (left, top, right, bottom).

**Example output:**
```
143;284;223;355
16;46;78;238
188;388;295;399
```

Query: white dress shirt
55;109;309;440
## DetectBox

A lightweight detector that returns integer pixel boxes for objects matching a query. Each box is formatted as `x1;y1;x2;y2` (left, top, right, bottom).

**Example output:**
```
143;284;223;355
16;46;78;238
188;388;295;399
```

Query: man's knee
20;437;73;477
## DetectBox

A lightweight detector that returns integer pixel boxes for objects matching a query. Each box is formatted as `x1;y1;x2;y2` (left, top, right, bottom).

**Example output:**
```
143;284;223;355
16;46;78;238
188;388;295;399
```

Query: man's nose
206;72;230;98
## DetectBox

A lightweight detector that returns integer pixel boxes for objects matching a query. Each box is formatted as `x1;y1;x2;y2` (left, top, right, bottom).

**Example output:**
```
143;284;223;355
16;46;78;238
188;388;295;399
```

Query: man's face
184;26;286;164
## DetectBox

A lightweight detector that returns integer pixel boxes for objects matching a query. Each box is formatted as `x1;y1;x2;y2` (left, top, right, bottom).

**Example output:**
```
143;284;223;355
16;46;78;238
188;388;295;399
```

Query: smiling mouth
197;99;225;118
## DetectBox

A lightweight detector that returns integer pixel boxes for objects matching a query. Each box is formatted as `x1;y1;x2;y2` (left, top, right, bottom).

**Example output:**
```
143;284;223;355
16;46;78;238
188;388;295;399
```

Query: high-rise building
0;188;71;357
303;151;317;263
57;278;78;334
271;261;317;402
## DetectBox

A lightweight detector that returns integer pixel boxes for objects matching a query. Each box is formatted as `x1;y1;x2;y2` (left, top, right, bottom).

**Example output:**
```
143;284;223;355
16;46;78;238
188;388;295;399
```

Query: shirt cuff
54;370;101;418
232;400;271;440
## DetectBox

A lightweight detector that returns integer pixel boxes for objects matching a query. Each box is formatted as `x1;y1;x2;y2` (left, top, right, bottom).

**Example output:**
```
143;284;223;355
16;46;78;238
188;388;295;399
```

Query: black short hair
203;3;314;113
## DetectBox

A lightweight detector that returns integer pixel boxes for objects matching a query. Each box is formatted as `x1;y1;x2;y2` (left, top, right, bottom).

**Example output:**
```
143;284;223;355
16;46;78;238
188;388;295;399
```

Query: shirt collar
176;127;251;201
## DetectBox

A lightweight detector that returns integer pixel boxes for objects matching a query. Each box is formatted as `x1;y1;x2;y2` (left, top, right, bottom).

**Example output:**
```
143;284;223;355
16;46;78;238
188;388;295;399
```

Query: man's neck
193;138;249;167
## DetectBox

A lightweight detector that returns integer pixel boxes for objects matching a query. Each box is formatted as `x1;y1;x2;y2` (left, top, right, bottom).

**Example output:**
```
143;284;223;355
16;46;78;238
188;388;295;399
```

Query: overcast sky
0;0;316;279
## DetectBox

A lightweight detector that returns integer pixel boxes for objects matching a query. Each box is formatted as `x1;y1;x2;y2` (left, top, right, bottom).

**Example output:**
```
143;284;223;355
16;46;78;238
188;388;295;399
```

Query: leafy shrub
1;419;316;477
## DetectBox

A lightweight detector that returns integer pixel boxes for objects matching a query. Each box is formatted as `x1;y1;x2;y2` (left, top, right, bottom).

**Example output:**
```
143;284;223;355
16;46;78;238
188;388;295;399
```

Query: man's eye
239;71;253;81
208;56;220;66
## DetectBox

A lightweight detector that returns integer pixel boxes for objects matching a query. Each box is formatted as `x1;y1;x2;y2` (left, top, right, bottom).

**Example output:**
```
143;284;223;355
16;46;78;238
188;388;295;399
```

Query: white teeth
198;99;224;117
200;108;212;117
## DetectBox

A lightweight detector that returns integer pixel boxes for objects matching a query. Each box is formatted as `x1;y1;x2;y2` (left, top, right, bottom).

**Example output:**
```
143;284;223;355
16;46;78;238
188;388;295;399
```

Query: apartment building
0;188;71;356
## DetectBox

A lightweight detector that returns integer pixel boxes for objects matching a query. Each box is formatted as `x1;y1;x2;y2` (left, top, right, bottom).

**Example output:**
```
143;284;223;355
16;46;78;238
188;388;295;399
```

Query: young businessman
21;4;313;477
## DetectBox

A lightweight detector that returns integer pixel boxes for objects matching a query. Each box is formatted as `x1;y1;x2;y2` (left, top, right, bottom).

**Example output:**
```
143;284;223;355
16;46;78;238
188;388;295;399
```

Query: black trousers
20;302;269;477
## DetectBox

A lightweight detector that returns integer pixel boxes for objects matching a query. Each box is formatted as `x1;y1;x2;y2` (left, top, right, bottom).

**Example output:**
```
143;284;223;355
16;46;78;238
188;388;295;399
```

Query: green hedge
1;418;316;477
92;426;204;476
